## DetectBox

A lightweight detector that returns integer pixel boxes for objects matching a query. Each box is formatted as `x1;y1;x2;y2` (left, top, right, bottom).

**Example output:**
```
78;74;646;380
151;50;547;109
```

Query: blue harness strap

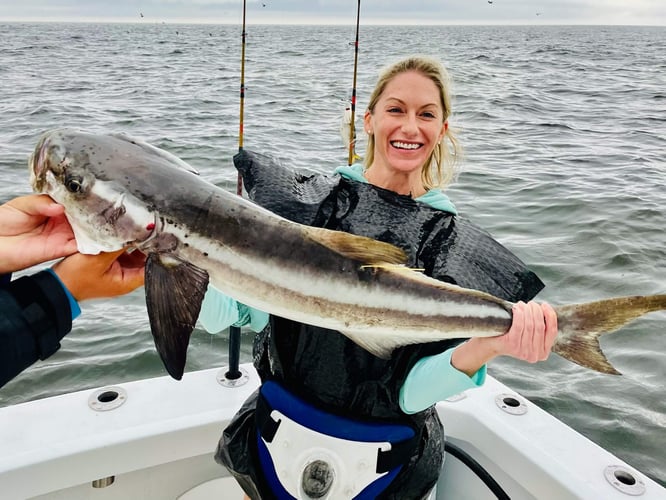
255;381;418;499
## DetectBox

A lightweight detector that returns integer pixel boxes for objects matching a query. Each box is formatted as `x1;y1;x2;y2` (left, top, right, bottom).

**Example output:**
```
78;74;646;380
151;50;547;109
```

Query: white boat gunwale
0;364;663;499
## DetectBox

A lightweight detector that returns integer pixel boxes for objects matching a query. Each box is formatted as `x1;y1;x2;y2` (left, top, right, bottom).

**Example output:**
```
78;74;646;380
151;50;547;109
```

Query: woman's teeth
391;141;420;150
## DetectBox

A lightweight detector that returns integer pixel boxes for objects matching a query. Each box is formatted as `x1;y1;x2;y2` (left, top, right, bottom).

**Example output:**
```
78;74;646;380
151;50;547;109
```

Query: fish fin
110;132;200;175
554;294;666;375
339;330;396;359
304;227;407;265
145;253;209;380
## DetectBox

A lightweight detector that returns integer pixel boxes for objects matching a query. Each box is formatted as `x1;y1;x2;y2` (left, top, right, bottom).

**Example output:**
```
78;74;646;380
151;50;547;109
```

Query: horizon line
1;18;665;27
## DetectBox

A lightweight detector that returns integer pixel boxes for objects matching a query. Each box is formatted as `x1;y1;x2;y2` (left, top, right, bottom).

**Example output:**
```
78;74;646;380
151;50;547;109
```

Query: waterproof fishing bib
256;381;418;499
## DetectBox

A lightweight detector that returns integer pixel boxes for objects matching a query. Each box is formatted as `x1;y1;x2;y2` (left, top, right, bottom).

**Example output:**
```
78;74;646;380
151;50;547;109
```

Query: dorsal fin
110;132;200;175
303;226;407;265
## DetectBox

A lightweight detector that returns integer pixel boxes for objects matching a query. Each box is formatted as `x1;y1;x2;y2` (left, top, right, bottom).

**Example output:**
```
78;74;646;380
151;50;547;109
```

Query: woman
199;56;557;499
0;194;145;388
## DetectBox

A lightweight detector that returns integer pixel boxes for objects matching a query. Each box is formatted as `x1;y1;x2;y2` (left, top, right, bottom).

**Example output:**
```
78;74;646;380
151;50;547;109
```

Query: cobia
29;129;666;379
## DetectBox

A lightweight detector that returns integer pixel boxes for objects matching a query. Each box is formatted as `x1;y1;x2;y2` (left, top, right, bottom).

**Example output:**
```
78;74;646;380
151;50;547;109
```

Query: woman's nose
401;114;419;135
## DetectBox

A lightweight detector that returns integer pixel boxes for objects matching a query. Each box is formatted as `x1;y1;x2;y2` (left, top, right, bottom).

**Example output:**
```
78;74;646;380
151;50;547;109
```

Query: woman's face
365;70;447;177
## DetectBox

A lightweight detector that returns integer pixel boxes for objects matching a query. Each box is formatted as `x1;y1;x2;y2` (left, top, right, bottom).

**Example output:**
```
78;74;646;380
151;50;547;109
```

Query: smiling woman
362;56;460;197
195;54;568;499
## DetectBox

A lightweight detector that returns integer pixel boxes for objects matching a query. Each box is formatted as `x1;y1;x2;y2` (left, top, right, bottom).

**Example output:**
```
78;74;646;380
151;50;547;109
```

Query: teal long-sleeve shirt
197;164;486;413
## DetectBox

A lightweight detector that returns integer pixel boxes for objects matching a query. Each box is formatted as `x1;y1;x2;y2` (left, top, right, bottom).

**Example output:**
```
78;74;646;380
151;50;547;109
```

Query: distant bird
536;12;541;16
487;0;493;4
140;12;144;18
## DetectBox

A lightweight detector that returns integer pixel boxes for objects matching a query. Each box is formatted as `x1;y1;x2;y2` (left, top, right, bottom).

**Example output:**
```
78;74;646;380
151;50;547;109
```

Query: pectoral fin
145;253;209;379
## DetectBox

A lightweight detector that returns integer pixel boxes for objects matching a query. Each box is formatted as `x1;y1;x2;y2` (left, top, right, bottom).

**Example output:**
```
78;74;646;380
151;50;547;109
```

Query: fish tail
553;294;666;375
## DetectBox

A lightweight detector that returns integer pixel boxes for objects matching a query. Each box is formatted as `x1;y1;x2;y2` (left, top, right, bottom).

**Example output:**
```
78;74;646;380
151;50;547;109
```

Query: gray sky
1;0;664;25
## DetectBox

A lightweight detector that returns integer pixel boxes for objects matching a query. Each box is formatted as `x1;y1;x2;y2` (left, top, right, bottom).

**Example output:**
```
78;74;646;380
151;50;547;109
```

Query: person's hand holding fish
495;301;558;361
451;301;558;376
52;248;146;301
0;194;77;273
0;193;145;299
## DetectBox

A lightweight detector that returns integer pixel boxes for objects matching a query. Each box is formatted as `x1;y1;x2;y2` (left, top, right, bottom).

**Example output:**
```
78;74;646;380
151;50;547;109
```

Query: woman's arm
399;301;557;414
451;301;558;376
399;346;486;414
198;285;269;334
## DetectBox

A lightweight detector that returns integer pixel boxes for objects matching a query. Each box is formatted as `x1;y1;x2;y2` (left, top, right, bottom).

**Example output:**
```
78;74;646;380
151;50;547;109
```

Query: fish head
29;128;163;254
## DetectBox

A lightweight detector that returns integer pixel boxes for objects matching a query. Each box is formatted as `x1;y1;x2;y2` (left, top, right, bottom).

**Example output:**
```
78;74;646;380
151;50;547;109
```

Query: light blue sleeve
399;345;486;414
198;284;269;334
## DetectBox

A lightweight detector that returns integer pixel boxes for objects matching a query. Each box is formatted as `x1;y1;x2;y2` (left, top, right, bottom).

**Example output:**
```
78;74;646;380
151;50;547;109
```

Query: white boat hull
0;364;663;499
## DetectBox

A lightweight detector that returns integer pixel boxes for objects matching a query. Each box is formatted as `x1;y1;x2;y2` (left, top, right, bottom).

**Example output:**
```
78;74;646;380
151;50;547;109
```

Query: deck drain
217;366;250;387
92;476;115;488
604;465;645;496
495;393;528;415
88;386;128;412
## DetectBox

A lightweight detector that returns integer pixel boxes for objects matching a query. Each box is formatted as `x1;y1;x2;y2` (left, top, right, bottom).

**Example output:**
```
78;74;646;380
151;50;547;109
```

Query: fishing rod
347;0;361;166
224;0;247;382
237;0;247;195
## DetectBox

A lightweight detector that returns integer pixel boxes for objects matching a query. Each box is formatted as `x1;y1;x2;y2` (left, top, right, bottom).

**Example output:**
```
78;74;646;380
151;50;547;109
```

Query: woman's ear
439;120;449;140
363;111;373;135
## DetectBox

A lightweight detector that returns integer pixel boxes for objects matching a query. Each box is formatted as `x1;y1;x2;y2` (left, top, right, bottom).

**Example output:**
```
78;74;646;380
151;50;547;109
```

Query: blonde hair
364;56;461;189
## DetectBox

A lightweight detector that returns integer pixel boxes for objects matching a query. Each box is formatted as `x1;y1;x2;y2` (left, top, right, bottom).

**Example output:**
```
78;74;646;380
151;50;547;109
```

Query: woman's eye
65;176;84;193
388;107;402;113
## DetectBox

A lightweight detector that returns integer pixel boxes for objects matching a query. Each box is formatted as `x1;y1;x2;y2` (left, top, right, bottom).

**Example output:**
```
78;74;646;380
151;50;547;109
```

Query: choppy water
0;22;664;486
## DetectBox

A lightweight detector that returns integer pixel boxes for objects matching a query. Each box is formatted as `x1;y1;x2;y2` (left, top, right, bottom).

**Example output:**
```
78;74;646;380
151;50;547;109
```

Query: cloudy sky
1;0;664;25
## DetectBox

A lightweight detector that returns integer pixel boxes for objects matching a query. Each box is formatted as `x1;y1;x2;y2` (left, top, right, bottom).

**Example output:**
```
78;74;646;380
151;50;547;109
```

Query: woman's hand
0;194;77;273
52;249;146;301
451;301;558;376
490;301;558;362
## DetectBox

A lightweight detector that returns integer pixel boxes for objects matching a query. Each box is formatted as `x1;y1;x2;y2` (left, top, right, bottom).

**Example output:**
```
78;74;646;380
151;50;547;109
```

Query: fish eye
65;175;84;193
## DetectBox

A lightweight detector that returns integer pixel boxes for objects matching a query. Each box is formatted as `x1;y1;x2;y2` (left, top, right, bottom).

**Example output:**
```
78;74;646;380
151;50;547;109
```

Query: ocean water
0;22;664;487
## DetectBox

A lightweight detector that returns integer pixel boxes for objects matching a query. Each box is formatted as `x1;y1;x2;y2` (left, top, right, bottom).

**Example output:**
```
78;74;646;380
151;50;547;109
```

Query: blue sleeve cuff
399;346;486;414
199;284;268;334
46;268;81;320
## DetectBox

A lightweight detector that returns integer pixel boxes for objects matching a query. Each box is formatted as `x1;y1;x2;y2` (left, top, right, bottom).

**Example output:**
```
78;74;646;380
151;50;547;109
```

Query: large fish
29;129;666;379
